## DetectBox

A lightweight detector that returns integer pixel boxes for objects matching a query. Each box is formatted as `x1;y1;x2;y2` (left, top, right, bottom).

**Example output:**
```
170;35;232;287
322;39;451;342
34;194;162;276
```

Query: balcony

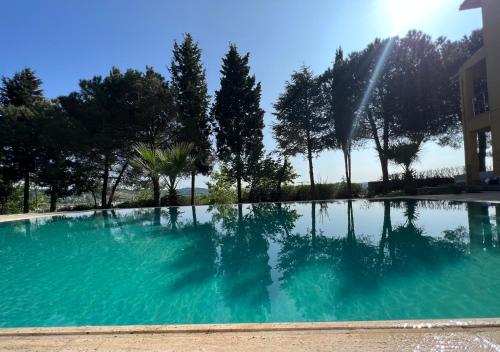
473;93;490;117
472;75;489;117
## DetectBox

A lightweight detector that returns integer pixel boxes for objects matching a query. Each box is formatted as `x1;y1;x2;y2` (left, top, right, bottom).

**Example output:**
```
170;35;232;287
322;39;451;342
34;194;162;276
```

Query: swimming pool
1;200;500;328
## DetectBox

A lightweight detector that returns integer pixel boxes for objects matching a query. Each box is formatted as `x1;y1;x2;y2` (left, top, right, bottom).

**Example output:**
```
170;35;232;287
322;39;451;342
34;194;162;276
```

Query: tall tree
0;68;44;213
133;67;178;205
273;66;326;197
322;49;361;198
60;68;143;208
170;34;212;205
356;30;483;189
212;44;265;203
35;100;86;212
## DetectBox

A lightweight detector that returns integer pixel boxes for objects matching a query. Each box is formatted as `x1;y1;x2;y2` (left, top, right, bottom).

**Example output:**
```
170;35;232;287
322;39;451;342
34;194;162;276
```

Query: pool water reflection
1;200;500;328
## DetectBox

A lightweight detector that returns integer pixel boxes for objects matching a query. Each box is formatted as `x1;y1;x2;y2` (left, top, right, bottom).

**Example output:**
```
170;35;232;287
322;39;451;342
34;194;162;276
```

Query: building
459;0;500;183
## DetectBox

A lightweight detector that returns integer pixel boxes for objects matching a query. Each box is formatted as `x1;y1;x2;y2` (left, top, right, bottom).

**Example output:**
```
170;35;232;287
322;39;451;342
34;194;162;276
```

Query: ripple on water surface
1;200;500;327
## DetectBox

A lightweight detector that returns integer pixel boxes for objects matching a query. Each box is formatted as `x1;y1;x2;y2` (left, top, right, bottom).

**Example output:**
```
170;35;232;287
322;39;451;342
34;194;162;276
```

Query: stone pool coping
2;319;500;351
1;318;500;336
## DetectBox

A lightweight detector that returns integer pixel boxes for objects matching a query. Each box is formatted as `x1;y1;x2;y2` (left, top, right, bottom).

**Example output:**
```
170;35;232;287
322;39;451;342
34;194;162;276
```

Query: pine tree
170;33;212;205
273;66;326;198
0;68;44;213
212;44;265;203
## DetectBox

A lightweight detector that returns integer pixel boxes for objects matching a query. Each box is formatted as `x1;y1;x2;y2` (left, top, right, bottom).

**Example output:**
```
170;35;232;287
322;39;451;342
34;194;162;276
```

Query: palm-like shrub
159;143;194;205
131;143;163;207
387;141;422;182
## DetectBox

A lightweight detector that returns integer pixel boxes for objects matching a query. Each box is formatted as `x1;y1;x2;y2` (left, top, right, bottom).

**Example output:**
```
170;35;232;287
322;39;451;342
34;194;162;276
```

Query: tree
322;50;361;198
356;30;482;190
170;34;212;205
387;141;422;182
60;68;144;209
135;67;177;150
131;143;164;207
273;66;326;198
246;152;297;202
212;44;265;203
35;100;85;212
0;68;44;213
433;29;483;147
206;163;237;204
159;142;194;205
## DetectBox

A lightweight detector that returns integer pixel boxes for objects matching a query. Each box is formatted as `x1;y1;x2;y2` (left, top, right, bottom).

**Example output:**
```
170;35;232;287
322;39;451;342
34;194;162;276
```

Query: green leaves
158;142;194;180
132;142;194;206
212;44;264;201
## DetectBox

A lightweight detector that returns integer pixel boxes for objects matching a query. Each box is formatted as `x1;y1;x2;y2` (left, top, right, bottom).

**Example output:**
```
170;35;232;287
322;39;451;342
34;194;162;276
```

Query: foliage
357;30;483;187
60;67;177;209
206;164;237;204
0;68;44;213
212;44;265;203
170;33;212;204
131;143;164;207
387;141;422;181
321;49;365;198
0;186;23;214
159;142;194;205
246;153;298;202
273;66;326;196
280;183;364;201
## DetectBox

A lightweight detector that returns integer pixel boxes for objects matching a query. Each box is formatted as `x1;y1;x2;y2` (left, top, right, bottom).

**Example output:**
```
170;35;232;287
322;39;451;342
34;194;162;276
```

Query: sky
0;0;483;187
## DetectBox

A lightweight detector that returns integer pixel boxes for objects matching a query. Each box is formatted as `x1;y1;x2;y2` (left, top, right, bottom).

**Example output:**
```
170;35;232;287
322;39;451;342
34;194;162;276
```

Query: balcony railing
473;93;490;116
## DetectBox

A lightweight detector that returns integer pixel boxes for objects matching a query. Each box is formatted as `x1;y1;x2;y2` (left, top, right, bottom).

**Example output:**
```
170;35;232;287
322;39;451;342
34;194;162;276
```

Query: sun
385;0;449;35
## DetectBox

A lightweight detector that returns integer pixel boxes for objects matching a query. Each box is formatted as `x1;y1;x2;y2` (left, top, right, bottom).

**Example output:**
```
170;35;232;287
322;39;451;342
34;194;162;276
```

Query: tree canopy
212;44;265;203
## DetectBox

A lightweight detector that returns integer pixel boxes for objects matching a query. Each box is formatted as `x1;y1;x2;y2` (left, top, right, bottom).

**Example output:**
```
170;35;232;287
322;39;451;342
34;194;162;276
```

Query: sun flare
385;0;449;34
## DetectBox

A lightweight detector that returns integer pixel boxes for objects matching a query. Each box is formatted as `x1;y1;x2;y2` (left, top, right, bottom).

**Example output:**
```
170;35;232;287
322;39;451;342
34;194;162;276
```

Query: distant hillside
177;187;209;196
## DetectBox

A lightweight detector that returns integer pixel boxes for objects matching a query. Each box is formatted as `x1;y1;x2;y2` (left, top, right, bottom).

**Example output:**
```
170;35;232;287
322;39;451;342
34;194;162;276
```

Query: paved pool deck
2;320;500;351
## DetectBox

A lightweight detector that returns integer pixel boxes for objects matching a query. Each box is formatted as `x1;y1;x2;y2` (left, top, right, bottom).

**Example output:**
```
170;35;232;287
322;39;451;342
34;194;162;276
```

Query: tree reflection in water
3;199;499;326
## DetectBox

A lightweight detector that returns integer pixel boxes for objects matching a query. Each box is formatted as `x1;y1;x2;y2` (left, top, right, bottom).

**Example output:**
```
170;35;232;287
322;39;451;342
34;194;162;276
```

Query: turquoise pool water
1;200;500;328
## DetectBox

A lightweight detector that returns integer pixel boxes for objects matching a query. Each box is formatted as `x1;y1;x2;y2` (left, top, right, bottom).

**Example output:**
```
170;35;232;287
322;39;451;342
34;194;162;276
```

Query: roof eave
460;0;482;11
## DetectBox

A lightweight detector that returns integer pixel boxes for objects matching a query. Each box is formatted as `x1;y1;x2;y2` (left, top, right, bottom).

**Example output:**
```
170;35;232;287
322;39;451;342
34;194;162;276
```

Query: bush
368;177;455;196
280;182;364;202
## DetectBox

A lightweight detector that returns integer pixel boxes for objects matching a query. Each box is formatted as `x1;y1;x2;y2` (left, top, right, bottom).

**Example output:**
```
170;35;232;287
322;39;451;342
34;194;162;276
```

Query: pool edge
2;318;500;337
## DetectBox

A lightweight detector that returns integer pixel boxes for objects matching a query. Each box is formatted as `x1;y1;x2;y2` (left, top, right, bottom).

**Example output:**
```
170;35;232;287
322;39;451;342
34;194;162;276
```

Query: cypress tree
170;33;212;205
212;44;265;203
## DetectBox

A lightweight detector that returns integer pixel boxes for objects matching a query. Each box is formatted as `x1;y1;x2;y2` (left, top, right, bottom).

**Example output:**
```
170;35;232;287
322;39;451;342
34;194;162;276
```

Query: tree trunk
49;192;57;212
191;171;196;206
380;156;389;186
192;206;198;227
347;148;352;197
152;176;160;207
347;200;355;240
276;158;287;202
90;190;97;209
367;109;389;189
343;148;352;198
168;176;178;206
107;161;129;208
237;177;242;203
23;171;30;213
236;153;243;203
311;201;316;252
237;203;243;224
101;157;109;209
307;145;315;199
